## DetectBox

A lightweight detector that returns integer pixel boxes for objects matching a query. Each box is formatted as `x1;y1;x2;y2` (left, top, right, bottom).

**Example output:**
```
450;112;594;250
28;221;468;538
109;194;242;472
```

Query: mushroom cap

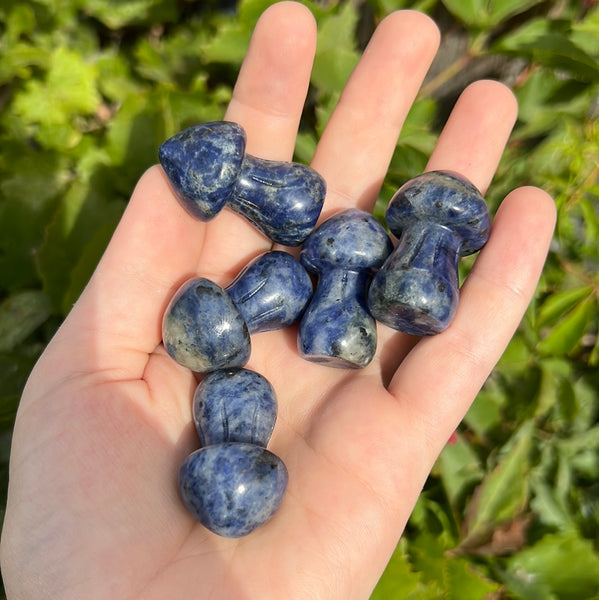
385;170;490;255
162;277;250;373
300;208;393;273
158;121;246;220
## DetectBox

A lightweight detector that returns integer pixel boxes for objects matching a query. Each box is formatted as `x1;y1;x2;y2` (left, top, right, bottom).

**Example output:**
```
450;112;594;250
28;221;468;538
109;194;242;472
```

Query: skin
0;3;556;599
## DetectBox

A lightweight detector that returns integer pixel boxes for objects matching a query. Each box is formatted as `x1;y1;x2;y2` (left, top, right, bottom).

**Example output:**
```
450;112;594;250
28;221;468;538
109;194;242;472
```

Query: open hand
1;3;556;599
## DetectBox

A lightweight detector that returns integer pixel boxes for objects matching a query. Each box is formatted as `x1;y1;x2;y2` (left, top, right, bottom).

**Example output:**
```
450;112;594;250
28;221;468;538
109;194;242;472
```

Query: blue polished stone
158;121;326;245
298;209;393;368
158;122;246;221
368;170;490;335
299;209;393;273
232;155;326;246
162;278;250;373
226;251;313;334
193;368;277;447
178;443;288;538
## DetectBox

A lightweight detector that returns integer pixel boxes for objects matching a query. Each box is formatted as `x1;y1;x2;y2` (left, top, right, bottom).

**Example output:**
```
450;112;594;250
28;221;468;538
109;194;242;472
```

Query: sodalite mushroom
368;170;491;335
159;121;326;246
162;251;312;373
179;368;287;538
298;208;393;368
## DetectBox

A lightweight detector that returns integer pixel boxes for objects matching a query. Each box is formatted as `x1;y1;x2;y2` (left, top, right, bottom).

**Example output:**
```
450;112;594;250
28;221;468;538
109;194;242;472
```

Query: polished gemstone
162;278;250;373
178;443;288;538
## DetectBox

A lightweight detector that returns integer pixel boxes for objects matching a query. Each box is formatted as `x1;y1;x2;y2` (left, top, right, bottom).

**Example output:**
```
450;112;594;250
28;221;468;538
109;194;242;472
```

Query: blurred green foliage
0;0;597;598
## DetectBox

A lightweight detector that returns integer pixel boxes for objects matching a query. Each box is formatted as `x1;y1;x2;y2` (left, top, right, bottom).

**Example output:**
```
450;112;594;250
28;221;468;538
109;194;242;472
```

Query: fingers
46;2;318;378
425;79;518;193
311;10;440;217
224;1;317;160
202;1;319;273
388;186;556;463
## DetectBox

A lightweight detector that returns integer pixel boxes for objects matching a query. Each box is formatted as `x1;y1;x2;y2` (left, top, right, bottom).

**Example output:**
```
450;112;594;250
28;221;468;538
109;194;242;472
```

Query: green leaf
496;19;599;81
311;2;360;95
96;51;144;103
443;559;500;599
409;532;500;598
464;387;505;439
294;132;318;165
36;181;125;313
536;285;594;328
201;0;276;66
506;532;599;599
530;478;575;531
443;0;545;27
0;291;52;353
0;148;67;290
436;433;485;510
82;0;179;29
558;424;599;456
371;540;425;600
537;297;595;356
103;92;167;192
13;46;101;127
460;421;535;550
441;0;486;26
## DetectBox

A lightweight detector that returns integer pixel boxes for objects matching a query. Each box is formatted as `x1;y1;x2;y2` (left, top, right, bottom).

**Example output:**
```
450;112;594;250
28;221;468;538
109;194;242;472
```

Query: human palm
1;3;556;599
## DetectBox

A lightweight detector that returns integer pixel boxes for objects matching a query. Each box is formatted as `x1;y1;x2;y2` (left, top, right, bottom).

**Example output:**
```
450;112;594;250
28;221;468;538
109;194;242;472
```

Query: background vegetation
0;0;597;597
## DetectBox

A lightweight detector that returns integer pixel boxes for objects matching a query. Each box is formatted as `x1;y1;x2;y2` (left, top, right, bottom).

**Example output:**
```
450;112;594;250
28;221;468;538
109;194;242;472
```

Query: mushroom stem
299;269;377;369
368;223;461;336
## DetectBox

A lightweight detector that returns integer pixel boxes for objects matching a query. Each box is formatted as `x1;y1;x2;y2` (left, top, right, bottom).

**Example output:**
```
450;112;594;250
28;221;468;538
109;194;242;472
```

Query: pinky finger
388;186;556;461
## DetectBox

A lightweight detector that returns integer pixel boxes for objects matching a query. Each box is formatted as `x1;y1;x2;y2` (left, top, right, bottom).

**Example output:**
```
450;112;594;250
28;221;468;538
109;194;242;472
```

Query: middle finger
311;10;441;218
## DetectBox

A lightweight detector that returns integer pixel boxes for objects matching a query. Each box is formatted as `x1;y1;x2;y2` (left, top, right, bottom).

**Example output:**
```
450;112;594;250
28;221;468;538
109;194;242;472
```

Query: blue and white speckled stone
298;209;393;368
162;278;250;373
193;368;277;447
367;225;460;335
299;209;393;274
158;122;246;220
298;270;377;368
226;251;313;334
158;121;326;245
232;156;326;246
178;443;288;538
368;170;490;335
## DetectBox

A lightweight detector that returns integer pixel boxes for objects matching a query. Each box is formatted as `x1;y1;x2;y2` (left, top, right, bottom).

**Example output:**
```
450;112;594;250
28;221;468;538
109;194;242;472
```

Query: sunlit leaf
371;540;426;599
312;2;360;95
436;433;485;510
441;0;486;26
537;297;595;356
443;0;544;27
496;19;599;80
82;0;179;29
12;46;101;127
460;421;535;551
536;285;594;328
506;532;599;599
